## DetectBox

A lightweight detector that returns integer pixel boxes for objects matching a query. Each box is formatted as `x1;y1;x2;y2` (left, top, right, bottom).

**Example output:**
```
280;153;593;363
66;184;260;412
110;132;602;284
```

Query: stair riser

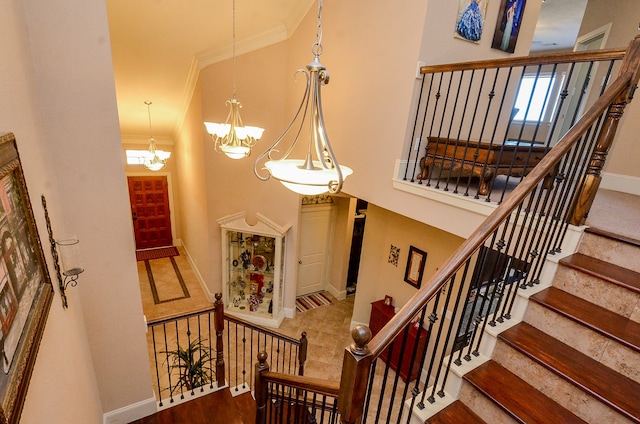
491;340;634;424
579;232;640;273
458;382;518;424
524;302;640;384
553;266;640;323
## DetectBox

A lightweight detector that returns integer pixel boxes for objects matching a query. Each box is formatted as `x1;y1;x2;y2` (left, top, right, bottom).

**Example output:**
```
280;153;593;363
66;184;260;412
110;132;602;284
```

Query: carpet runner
136;246;179;262
295;291;333;312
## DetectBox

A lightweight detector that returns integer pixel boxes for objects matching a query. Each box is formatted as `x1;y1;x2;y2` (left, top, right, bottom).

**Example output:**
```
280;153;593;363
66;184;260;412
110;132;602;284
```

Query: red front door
127;176;173;249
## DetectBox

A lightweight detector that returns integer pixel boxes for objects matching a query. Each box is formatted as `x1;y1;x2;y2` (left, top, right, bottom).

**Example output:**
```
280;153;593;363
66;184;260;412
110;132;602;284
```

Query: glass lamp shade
143;141;171;171
220;144;251;159
56;237;84;276
204;97;265;159
265;159;353;195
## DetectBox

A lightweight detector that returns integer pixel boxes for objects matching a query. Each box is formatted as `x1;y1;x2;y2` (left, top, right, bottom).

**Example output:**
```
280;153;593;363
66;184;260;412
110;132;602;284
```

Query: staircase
429;227;640;423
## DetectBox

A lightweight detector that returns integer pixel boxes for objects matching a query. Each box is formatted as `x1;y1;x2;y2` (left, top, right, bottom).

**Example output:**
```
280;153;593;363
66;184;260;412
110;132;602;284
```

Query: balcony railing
398;47;627;205
146;293;307;407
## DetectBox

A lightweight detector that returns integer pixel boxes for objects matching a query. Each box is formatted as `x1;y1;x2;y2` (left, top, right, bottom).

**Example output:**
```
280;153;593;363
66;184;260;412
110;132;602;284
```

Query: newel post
214;293;226;387
255;351;270;424
337;325;374;424
298;332;308;376
570;35;640;225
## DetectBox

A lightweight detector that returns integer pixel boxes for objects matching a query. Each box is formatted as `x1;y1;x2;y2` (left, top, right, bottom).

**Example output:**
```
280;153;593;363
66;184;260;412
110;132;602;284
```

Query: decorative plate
252;255;266;271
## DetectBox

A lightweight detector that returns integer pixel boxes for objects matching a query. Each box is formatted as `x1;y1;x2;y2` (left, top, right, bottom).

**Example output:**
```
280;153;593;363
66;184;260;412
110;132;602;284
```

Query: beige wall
352;204;464;325
200;41;302;309
15;0;153;422
174;80;215;290
578;0;640;179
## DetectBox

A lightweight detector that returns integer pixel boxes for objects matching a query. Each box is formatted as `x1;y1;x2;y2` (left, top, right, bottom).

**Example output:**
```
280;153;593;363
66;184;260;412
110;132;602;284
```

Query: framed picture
454;0;489;44
491;0;527;53
0;133;54;424
384;295;393;306
404;246;427;289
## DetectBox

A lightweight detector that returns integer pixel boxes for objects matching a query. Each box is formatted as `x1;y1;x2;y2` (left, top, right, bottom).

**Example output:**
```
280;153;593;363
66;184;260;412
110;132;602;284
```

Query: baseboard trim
326;284;346;301
180;243;215;302
601;172;640;195
103;395;157;424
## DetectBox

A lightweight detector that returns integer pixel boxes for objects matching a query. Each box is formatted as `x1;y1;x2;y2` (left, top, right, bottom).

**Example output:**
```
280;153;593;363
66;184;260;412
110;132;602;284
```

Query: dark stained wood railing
255;351;341;424
403;46;628;205
254;36;640;424
147;292;307;408
147;302;224;407
224;313;307;395
339;38;640;424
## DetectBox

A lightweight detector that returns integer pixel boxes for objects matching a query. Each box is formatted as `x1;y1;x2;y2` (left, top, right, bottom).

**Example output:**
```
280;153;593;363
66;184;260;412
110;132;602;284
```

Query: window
513;74;562;122
125;149;150;165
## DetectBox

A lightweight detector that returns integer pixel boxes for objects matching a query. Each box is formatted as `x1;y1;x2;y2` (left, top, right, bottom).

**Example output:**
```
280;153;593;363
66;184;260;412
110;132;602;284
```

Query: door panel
128;176;173;249
297;206;334;296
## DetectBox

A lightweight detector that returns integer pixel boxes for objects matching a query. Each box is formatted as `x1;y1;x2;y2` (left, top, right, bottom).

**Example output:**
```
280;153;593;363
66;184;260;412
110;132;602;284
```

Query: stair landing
129;388;255;424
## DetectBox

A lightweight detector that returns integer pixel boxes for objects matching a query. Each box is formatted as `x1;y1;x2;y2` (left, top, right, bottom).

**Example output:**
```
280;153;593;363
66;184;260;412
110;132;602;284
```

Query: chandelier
143;101;170;171
204;0;264;159
254;0;352;195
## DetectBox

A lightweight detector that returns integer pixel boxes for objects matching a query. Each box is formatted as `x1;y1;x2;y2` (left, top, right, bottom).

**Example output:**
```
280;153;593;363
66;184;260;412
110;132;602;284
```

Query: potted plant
164;337;213;393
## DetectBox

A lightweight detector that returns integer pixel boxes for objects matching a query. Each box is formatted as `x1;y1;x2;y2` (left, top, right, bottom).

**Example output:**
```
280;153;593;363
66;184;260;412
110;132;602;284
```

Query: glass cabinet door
218;212;289;328
226;232;276;317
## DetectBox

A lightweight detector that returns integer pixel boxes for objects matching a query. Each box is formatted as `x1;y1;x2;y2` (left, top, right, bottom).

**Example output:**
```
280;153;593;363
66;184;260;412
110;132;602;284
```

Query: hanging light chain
232;0;237;96
312;0;323;57
145;100;154;141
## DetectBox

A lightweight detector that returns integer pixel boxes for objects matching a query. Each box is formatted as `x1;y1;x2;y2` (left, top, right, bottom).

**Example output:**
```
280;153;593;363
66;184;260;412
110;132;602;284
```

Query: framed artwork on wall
404;246;427;289
454;0;489;44
491;0;527;53
0;133;54;424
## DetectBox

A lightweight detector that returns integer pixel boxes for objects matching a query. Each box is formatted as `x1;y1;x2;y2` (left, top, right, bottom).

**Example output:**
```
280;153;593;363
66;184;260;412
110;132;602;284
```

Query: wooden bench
417;137;549;195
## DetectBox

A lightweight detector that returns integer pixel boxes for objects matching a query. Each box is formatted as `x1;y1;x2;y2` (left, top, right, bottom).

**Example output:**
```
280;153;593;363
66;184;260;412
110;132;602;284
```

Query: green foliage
164;337;213;393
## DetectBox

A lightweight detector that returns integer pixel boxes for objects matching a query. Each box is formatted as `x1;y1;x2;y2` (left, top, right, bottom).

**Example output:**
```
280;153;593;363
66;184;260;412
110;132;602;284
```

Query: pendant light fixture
143;101;171;171
254;0;352;195
204;0;264;159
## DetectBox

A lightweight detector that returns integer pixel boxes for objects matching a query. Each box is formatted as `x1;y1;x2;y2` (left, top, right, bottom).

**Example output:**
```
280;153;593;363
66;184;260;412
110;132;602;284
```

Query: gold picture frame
0;133;53;424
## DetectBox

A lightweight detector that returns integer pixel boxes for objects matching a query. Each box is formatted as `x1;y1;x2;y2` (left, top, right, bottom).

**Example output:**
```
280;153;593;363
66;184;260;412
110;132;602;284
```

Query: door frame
126;171;178;248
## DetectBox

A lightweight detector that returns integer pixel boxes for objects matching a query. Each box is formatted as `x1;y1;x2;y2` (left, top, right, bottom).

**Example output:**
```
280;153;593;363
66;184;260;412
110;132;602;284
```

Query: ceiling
105;0;587;143
530;0;588;51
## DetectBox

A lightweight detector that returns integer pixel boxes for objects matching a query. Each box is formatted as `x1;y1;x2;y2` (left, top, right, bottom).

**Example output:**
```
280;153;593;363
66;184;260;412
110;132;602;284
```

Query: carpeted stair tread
560;252;640;294
425;400;486;423
585;226;640;248
464;360;587;423
499;322;640;422
531;287;640;353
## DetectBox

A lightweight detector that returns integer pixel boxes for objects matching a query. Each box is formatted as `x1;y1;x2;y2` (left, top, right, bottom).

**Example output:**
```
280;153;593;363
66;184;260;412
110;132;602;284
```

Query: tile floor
137;248;355;384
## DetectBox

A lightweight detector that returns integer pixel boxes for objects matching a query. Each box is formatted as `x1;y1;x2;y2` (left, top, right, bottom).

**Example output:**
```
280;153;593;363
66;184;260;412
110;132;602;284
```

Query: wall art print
404;246;427;289
454;0;489;44
388;245;400;267
491;0;527;53
0;133;53;424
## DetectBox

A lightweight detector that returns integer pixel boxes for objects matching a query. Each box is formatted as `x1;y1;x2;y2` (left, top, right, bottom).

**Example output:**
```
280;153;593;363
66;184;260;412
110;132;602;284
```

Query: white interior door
297;205;335;296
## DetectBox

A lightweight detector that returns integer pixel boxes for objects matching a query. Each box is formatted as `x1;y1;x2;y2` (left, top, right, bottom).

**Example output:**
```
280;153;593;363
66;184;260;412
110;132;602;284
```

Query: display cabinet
218;212;290;328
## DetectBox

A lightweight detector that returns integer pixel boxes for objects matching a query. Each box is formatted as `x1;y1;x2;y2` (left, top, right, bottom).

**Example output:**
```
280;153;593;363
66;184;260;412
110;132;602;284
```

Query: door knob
298;260;302;264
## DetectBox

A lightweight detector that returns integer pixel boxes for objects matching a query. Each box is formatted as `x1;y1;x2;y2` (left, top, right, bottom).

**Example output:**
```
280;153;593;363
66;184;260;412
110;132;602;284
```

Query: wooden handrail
260;371;341;397
368;72;634;358
421;48;626;74
146;305;216;327
224;313;302;346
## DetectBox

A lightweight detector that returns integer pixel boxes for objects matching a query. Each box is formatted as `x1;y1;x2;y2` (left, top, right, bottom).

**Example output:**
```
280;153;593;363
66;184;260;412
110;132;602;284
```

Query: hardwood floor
129;389;255;424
